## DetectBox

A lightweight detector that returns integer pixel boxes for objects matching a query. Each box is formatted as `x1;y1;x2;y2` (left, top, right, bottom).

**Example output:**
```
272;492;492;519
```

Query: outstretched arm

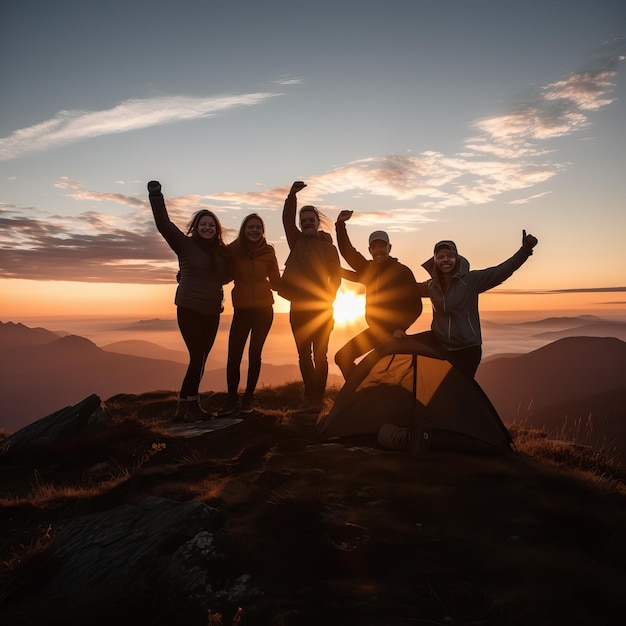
340;267;363;283
282;181;307;249
471;229;539;293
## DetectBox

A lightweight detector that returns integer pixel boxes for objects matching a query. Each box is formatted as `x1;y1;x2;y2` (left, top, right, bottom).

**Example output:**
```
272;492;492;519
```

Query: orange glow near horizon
0;279;624;321
0;279;176;319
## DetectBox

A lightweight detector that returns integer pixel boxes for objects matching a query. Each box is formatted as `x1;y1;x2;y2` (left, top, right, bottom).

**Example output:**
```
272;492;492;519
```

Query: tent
318;336;515;455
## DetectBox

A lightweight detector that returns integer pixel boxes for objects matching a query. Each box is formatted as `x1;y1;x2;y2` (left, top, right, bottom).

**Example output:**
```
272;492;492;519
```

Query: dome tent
318;335;515;455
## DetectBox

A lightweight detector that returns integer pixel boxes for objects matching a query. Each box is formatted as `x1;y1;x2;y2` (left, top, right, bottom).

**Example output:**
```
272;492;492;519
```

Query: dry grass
509;414;625;494
1;385;626;625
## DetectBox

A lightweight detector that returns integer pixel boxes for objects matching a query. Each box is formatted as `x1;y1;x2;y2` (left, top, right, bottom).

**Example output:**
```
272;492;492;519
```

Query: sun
333;286;365;327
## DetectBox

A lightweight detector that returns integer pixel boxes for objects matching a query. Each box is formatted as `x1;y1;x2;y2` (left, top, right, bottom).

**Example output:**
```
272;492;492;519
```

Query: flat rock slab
163;416;244;438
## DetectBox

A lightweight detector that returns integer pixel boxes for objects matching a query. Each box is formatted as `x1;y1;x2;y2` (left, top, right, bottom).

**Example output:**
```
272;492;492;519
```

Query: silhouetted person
148;180;231;421
279;181;341;412
411;231;538;378
334;210;422;379
218;213;281;417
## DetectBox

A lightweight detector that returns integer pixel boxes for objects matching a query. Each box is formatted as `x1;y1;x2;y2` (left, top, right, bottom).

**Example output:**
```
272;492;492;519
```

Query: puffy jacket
226;238;281;309
149;193;231;315
336;222;422;332
417;247;533;350
280;194;341;311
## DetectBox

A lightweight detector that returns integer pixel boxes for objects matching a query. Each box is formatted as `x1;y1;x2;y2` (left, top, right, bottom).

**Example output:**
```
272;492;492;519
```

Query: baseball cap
434;240;458;254
369;230;390;245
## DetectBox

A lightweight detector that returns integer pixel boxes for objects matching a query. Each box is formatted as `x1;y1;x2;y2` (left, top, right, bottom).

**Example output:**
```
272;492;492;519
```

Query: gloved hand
147;180;162;195
289;180;307;196
522;229;538;252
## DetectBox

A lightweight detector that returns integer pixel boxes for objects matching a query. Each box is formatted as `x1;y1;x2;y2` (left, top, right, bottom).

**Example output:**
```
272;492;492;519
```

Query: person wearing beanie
279;181;341;412
147;180;232;422
413;231;538;378
334;210;422;380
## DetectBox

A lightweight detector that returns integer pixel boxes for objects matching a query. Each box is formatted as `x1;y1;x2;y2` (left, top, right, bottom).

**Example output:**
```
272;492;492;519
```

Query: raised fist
336;210;353;223
289;181;307;195
147;180;162;195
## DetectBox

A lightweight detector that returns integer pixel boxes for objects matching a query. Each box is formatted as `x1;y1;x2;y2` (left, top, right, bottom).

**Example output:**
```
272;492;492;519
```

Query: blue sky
1;0;625;318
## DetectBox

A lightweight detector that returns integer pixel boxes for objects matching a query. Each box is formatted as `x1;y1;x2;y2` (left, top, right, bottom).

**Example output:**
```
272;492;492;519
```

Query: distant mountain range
101;339;188;362
2;319;625;452
477;336;626;459
0;321;303;432
117;317;179;331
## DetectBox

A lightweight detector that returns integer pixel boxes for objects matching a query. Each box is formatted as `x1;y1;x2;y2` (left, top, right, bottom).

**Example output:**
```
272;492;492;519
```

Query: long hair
186;210;226;247
238;213;266;241
300;205;333;235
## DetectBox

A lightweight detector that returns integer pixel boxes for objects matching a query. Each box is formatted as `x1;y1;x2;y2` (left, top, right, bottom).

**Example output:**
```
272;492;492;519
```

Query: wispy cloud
2;42;624;283
468;41;625;158
0;92;280;161
0;202;176;283
304;41;623;209
272;75;304;86
208;42;625;216
490;287;626;295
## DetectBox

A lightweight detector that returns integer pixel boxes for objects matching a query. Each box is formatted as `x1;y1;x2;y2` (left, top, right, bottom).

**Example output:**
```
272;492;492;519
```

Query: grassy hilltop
1;383;625;626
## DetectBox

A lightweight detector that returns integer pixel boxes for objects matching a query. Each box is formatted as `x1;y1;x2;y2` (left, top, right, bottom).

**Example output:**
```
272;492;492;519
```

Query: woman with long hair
148;180;231;421
279;181;341;412
217;213;281;416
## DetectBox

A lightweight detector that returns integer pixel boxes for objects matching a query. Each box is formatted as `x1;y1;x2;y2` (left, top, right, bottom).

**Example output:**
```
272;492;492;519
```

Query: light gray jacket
417;247;533;351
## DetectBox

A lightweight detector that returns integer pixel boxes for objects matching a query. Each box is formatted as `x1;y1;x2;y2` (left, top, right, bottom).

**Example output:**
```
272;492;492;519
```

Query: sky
1;0;625;323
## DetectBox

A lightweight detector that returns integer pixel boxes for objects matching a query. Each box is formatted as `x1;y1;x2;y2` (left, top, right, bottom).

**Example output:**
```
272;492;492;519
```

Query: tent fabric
318;336;515;455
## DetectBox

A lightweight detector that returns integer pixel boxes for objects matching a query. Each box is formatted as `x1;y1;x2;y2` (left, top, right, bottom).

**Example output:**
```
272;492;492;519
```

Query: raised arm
335;210;369;272
282;181;307;249
147;180;185;250
471;229;538;293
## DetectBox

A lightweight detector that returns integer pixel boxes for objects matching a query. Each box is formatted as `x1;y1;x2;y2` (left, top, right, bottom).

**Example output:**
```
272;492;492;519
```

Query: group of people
147;180;538;422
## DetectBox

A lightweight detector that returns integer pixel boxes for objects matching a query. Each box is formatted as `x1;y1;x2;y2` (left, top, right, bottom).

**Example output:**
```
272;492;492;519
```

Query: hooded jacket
226;238;281;309
149;193;231;315
336;221;421;332
417;247;533;351
280;194;341;311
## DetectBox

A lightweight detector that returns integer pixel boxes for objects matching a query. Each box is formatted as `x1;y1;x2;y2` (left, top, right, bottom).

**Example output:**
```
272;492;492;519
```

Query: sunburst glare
333;287;365;327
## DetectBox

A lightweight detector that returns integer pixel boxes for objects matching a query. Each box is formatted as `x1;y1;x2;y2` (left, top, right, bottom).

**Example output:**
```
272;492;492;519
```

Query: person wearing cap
414;231;538;378
334;210;422;380
279;181;342;411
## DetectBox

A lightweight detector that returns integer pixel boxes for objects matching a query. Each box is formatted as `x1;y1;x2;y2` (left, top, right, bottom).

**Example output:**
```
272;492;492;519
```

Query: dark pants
226;306;274;397
415;330;482;379
177;306;220;398
289;307;334;402
335;325;393;380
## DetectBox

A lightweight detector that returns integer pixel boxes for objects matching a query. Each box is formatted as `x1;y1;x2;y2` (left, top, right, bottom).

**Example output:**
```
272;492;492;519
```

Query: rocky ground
1;385;625;625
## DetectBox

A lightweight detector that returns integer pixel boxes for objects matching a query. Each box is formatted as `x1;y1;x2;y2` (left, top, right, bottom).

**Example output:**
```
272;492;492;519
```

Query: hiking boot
296;397;323;413
217;394;240;417
296;398;313;411
308;400;324;414
240;394;255;414
185;398;212;421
